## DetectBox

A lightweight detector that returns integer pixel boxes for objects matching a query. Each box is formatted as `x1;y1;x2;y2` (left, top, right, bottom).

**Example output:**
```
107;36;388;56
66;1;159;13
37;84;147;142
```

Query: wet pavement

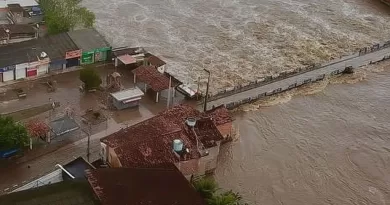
0;64;187;194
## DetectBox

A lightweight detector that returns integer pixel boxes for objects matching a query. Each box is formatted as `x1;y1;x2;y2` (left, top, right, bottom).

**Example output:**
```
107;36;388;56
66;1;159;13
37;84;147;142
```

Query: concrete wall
208;41;390;110
107;146;122;168
208;40;390;103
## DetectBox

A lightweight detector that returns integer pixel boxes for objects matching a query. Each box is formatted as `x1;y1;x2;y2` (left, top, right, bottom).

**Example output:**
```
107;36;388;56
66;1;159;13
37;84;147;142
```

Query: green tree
0;116;29;150
192;178;247;205
80;67;102;90
39;0;95;35
208;191;246;205
192;177;218;199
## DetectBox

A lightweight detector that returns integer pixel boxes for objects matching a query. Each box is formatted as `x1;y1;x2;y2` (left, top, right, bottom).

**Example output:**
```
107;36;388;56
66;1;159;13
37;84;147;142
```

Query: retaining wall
205;40;390;110
207;40;390;103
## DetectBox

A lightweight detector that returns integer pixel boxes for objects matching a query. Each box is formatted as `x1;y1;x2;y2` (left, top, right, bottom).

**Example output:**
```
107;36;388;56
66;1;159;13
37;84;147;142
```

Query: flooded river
83;0;390;92
80;0;390;204
215;64;390;204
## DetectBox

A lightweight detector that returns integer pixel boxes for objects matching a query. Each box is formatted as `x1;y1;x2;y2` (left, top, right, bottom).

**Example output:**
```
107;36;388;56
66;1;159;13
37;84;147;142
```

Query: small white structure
110;87;144;110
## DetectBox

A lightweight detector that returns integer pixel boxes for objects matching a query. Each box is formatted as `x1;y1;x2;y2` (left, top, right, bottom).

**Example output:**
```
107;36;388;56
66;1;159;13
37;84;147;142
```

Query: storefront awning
117;54;137;65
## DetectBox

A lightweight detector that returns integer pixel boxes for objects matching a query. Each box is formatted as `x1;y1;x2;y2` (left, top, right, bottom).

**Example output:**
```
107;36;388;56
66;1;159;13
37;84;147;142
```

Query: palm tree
207;191;245;205
192;177;218;199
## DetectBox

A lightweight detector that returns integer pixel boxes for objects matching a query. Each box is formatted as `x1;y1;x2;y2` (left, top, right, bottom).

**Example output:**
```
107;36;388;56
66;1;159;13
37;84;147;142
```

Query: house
0;0;39;20
132;65;177;102
67;29;111;65
100;104;233;177
0;32;80;82
0;180;99;205
110;87;144;110
0;39;49;82
145;53;167;74
1;163;206;205
10;157;94;192
204;105;234;139
0;24;38;45
86;164;206;205
112;47;145;68
6;3;43;25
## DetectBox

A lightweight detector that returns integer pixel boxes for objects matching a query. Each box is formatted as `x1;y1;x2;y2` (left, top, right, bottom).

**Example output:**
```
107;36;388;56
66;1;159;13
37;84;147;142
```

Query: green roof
0;180;99;205
67;29;110;52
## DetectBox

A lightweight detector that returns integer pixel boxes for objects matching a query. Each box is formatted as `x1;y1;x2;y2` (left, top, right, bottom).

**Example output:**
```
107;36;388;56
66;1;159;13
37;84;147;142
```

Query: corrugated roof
132;65;170;92
0;180;98;205
86;165;206;205
67;28;110;51
0;24;36;35
110;87;144;101
0;32;79;67
101;104;224;168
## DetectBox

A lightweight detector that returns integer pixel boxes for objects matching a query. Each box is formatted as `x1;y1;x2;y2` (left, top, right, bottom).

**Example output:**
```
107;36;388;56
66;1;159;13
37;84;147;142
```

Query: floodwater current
80;0;390;204
82;0;390;93
215;64;390;204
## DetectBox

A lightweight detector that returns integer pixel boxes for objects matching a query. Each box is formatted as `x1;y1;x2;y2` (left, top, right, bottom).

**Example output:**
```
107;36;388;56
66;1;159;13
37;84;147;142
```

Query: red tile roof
86;165;206;205
101;104;224;168
205;105;233;126
132;65;170;92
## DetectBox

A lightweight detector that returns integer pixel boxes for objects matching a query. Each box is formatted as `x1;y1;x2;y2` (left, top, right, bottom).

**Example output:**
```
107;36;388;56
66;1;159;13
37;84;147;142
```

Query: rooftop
0;24;36;35
63;157;95;180
67;29;110;52
0;180;98;205
112;47;144;57
0;0;38;8
0;38;44;68
204;105;232;126
147;54;166;67
101;104;224;168
132;65;170;92
110;87;144;101
0;32;78;67
86;165;206;205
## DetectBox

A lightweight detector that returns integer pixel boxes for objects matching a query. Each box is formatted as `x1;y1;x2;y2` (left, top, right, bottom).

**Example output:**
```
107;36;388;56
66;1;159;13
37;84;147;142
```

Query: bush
0;116;29;150
80;67;102;90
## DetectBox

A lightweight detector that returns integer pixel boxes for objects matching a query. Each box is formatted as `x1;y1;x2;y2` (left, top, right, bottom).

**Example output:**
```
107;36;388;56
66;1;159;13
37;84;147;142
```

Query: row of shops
0;28;111;83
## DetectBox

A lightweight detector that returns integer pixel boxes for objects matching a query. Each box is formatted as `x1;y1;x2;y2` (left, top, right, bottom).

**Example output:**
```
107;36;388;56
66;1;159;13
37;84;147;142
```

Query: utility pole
203;69;210;112
167;75;172;108
86;122;91;162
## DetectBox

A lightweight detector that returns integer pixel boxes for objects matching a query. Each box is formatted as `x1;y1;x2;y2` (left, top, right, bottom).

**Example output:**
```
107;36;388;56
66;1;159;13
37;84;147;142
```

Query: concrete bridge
204;43;390;110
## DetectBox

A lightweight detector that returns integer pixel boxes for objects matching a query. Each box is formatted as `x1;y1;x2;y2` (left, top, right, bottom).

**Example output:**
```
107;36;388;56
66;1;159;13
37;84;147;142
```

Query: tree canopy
39;0;95;35
192;177;247;205
0;116;29;150
80;67;102;90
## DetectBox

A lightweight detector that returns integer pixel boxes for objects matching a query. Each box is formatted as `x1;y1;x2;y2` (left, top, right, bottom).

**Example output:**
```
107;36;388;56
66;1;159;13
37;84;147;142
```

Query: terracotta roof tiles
101;104;225;168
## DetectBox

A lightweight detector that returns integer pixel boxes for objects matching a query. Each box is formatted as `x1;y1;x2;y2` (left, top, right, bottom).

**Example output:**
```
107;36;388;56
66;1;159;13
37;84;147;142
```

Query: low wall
221;55;390;110
207;40;390;103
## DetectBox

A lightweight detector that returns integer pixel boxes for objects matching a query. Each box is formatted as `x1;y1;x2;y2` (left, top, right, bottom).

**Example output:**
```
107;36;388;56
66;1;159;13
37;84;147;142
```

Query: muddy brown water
82;0;390;93
215;65;390;204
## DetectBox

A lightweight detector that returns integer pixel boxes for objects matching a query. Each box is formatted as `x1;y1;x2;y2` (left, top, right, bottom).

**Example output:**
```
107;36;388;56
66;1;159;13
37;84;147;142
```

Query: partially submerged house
132;65;176;102
99;104;233;177
112;47;145;68
145;53;166;74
